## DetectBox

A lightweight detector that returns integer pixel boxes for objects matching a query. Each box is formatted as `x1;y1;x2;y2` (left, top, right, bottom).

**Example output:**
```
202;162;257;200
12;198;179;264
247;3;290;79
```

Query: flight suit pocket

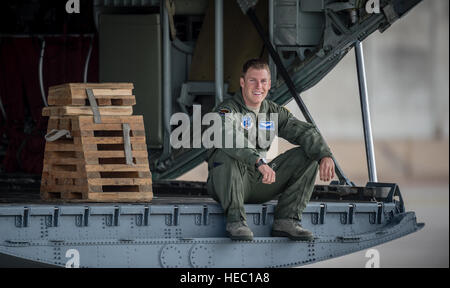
207;165;223;202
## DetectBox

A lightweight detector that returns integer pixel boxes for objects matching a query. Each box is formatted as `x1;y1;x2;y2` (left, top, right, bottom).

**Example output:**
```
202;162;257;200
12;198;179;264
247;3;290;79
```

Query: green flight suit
206;91;332;223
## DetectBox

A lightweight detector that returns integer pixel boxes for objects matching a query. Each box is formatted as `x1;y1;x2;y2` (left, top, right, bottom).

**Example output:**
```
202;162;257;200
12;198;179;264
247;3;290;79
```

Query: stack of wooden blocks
40;83;153;202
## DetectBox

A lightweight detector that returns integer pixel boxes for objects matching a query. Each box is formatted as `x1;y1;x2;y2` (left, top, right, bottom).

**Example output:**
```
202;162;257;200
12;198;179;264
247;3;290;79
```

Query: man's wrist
255;158;267;168
320;155;332;163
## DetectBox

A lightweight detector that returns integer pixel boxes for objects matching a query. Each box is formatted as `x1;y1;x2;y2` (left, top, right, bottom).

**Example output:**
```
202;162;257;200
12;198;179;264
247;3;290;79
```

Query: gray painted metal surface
0;199;423;267
272;0;325;62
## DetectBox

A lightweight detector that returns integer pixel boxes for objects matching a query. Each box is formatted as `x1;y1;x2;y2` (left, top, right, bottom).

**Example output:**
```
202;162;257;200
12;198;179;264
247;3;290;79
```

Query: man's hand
258;164;276;184
319;157;335;182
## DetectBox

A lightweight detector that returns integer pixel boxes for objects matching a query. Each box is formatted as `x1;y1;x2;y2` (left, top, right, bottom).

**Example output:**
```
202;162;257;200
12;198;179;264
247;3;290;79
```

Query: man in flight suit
207;59;335;241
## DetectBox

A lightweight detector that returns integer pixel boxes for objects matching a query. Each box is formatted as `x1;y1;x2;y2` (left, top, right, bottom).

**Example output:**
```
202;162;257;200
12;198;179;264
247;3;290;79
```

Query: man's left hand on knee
319;157;335;182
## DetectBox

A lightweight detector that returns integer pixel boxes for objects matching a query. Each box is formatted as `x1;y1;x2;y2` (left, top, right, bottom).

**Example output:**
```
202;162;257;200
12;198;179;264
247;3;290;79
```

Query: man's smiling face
240;67;271;109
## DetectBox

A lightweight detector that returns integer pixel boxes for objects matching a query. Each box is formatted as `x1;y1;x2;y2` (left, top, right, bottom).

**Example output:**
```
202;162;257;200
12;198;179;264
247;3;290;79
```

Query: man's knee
278;147;313;167
286;147;304;159
209;150;241;171
276;147;319;179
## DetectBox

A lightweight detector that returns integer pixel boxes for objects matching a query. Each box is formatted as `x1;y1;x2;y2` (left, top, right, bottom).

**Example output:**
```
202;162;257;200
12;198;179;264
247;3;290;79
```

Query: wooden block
48;83;135;106
42;184;89;193
76;118;144;133
85;164;149;172
84;150;148;158
43;157;85;165
93;97;136;106
42;106;133;117
59;117;73;131
92;89;133;96
54;178;77;185
51;83;134;89
44;143;85;152
84;157;148;165
138;171;152;178
47;118;60;130
41;190;153;202
80;136;146;144
60;192;84;200
44;151;83;159
77;115;144;125
85;192;153;202
87;178;152;186
40;191;85;201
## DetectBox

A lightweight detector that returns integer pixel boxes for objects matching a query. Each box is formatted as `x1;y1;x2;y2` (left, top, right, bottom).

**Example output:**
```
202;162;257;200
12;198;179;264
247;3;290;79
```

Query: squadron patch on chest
241;115;253;130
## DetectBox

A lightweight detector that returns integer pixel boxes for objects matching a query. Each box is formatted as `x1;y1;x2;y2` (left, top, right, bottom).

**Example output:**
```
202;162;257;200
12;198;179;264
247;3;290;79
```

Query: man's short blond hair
241;58;270;78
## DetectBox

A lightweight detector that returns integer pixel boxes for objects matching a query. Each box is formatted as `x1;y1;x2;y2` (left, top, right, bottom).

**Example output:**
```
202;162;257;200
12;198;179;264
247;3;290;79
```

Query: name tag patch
258;121;274;130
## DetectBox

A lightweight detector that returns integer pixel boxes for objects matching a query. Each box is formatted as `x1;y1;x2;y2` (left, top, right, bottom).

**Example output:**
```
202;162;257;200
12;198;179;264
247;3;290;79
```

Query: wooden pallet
40;115;153;202
48;83;136;106
42;106;133;117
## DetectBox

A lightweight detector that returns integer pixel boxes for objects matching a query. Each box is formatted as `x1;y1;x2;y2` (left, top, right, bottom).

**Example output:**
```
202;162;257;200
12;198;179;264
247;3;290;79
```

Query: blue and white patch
241;115;253;130
259;121;274;130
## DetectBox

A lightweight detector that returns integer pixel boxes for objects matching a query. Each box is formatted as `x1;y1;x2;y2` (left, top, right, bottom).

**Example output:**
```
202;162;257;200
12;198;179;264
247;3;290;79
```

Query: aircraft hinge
348;204;355;225
262;205;267;225
144;206;150;226
168;206;179;226
15;207;30;228
76;207;90;227
202;205;209;226
319;203;326;225
376;202;383;224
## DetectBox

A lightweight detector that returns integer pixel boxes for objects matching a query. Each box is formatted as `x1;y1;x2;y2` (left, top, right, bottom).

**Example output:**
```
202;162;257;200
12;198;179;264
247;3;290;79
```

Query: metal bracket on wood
86;88;101;123
122;123;135;166
44;129;72;142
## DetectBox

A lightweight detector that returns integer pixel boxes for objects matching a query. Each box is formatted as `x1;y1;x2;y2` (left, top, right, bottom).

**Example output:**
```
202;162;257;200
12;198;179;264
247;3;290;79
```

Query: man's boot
226;221;254;241
271;218;314;241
